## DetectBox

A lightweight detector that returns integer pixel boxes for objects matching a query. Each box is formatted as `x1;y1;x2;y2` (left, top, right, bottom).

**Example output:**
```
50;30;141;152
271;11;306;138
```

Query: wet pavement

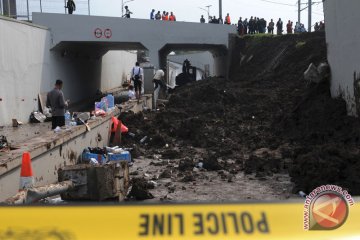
0;122;52;146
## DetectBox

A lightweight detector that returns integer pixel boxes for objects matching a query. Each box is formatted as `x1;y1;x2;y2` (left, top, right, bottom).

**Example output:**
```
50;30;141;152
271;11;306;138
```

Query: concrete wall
324;0;360;116
0;16;50;126
100;51;137;92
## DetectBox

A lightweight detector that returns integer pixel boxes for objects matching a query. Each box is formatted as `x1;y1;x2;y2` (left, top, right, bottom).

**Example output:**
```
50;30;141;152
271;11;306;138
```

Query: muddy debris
178;157;195;172
159;169;172;179
127;178;154;200
181;173;195;183
203;156;223;171
121;32;360;198
161;149;181;159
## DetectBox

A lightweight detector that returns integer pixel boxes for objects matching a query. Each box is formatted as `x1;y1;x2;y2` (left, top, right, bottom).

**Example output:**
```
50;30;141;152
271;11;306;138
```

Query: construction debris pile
120;32;360;201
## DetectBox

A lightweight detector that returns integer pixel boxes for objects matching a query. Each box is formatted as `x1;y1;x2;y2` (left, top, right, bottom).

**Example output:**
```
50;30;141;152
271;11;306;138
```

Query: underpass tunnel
158;44;229;88
47;41;147;111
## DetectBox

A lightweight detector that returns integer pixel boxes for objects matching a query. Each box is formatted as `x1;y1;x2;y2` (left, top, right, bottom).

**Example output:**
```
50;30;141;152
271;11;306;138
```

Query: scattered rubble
127;178;154;200
119;32;360;200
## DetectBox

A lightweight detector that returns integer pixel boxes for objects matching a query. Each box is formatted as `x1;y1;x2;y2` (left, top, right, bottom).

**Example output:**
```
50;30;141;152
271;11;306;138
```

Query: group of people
46;62;167;130
199;13;321;35
236;16;314;35
201;14;230;24
294;22;307;33
236;17;280;35
150;10;177;21
314;21;325;32
238;17;268;34
129;62;166;109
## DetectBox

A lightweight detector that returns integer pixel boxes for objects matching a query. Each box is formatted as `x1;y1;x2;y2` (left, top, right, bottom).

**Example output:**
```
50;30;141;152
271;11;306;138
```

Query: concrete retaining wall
0;16;50;126
101;51;137;92
0;113;113;202
324;0;360;116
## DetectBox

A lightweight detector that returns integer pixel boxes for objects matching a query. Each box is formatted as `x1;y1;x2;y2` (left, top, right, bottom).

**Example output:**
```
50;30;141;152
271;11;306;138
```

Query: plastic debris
140;136;148;144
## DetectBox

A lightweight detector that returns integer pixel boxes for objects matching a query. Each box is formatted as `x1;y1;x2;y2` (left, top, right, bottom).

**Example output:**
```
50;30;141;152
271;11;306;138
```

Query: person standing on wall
131;62;143;101
169;12;176;21
225;13;231;25
268;19;275;34
150;9;155;20
276;18;283;35
46;80;69;129
66;0;76;14
243;18;248;34
153;69;166;110
123;6;133;18
162;11;167;20
287;20;293;34
237;17;244;35
200;15;205;23
155;11;161;20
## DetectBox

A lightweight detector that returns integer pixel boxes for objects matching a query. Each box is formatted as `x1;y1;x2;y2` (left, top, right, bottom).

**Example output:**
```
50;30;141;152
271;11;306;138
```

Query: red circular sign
104;29;112;39
94;28;102;38
311;193;348;229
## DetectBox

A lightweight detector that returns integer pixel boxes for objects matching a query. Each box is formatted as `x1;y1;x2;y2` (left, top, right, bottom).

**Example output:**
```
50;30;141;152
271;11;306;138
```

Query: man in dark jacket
155;11;161;20
46;80;69;129
268;19;275;34
66;0;76;14
276;18;283;35
65;0;76;14
237;17;244;35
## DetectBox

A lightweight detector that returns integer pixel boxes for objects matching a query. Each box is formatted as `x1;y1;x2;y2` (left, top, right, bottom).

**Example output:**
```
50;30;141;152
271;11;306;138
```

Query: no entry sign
104;29;112;39
94;28;103;38
94;28;112;39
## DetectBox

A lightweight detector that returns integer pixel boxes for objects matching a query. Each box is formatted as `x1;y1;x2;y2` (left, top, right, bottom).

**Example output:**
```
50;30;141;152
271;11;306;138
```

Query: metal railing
0;0;90;21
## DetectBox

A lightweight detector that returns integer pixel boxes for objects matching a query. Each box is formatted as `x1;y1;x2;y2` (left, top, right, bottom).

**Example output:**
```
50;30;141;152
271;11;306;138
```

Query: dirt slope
122;32;360;199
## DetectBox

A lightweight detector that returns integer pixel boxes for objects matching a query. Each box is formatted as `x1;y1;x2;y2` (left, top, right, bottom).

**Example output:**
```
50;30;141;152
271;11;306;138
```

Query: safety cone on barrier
19;152;34;191
121;122;129;134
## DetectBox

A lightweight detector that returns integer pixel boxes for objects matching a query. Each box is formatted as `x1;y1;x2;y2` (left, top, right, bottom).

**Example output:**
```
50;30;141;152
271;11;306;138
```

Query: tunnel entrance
159;44;228;89
49;41;147;112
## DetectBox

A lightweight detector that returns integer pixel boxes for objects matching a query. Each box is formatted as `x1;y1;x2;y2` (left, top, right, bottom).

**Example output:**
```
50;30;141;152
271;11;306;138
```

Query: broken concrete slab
58;162;129;201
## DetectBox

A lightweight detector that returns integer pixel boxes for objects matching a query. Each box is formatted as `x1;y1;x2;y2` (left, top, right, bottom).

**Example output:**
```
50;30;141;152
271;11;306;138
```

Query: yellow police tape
0;202;359;240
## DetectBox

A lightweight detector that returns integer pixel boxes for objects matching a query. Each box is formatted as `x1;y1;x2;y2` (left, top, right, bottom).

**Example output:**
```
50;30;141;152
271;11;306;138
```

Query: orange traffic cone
19;152;34;191
121;122;128;134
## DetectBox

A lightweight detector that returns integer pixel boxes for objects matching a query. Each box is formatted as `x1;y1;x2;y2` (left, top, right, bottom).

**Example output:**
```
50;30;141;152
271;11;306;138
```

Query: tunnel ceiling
52;41;147;59
159;44;228;56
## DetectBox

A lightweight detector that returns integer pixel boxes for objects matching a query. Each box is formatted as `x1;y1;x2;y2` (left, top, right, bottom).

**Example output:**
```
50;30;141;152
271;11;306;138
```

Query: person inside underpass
153;68;166;110
131;62;144;101
46;79;69;130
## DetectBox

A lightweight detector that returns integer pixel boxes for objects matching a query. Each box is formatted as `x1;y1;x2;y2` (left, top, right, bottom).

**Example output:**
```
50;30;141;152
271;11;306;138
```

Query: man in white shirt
131;62;143;100
153;69;166;109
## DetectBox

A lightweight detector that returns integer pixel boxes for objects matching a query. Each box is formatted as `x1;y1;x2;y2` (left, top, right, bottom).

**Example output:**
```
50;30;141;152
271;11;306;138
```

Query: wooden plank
38;92;48;113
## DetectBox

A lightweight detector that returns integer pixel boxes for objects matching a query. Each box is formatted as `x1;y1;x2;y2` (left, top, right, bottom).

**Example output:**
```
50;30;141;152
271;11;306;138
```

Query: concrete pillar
148;50;160;69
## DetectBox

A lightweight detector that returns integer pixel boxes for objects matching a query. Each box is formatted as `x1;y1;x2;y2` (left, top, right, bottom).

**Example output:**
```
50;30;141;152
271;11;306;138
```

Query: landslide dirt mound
122;32;360;196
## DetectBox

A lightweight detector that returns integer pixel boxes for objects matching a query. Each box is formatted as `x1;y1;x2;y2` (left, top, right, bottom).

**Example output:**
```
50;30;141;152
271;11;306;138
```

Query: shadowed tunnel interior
159;44;229;76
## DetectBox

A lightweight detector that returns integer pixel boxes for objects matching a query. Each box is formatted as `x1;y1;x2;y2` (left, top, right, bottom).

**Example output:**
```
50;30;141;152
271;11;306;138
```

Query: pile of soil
127;178;154;200
121;32;360;196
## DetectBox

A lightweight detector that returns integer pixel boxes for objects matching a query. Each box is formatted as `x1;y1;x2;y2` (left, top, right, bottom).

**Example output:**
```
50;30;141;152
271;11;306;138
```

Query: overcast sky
22;0;324;31
90;0;324;31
